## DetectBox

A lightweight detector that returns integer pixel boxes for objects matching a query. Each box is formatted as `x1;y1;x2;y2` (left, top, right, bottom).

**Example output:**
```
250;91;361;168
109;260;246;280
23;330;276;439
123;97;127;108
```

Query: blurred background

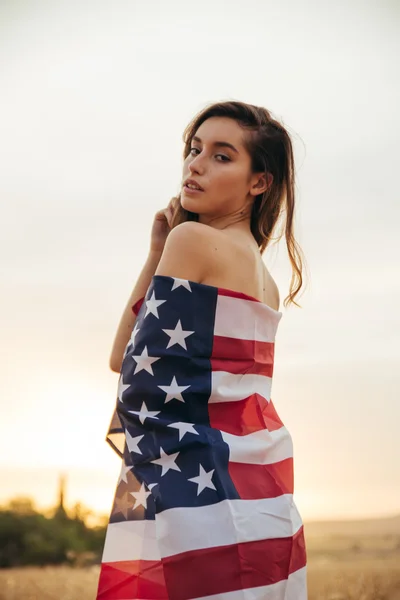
1;0;399;598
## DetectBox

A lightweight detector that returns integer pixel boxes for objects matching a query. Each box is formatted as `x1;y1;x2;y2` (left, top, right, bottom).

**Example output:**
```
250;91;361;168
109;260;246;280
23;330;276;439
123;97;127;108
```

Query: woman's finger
166;207;173;227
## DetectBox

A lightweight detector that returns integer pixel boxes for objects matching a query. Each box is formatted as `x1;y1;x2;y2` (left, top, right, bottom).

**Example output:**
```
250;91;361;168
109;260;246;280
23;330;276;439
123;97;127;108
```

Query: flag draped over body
97;274;307;600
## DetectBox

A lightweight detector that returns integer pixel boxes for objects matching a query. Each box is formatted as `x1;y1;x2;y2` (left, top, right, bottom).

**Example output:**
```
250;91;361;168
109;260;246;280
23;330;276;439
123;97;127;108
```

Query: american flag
97;274;307;600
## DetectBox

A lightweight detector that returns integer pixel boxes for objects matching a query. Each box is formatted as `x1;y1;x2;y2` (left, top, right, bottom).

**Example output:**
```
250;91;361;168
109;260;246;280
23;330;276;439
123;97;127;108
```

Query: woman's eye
189;148;230;161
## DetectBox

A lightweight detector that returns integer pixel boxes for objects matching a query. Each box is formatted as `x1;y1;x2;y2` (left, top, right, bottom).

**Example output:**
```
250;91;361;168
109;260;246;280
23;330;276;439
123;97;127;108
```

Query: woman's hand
149;196;179;255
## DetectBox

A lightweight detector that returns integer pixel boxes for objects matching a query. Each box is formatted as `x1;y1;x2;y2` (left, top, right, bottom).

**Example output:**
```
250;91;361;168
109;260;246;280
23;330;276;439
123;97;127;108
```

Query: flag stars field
151;447;181;476
144;291;167;319
128;401;160;425
170;277;193;292
130;322;140;345
112;492;132;520
168;421;198;441
188;465;217;495
117;462;132;485
125;431;144;454
131;346;161;375
130;483;152;510
157;375;190;403
162;319;195;350
117;374;130;403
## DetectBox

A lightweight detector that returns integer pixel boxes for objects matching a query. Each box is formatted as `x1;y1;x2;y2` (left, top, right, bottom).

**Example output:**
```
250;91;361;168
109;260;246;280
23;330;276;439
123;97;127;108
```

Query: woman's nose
189;156;205;174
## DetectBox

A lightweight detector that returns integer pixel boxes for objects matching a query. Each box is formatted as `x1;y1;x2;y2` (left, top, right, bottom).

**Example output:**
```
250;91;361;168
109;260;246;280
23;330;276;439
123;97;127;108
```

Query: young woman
97;101;308;599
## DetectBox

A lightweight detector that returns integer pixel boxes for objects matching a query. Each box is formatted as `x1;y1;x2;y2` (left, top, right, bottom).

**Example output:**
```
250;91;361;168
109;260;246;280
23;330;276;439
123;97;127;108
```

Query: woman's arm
109;198;177;373
109;250;162;373
110;221;214;372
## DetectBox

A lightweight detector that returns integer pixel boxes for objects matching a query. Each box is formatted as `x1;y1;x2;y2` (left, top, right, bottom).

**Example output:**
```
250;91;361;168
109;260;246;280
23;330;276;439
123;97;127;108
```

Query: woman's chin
181;195;199;212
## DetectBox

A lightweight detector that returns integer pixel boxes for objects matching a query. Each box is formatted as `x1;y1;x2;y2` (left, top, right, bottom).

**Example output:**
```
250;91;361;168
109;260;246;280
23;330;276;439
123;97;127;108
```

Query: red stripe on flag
228;459;294;499
211;336;275;376
132;297;145;316
163;526;307;600
97;559;167;599
209;394;284;435
217;287;262;303
98;527;306;600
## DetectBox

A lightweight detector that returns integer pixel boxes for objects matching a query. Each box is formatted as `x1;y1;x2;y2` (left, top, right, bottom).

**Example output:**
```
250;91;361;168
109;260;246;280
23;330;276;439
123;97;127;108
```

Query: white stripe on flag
222;427;293;464
102;495;303;562
193;566;308;600
210;371;272;403
101;519;160;563
215;295;281;341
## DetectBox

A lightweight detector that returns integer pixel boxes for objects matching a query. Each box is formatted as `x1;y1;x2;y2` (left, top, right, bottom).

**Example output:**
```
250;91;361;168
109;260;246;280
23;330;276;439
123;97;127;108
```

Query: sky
0;0;399;522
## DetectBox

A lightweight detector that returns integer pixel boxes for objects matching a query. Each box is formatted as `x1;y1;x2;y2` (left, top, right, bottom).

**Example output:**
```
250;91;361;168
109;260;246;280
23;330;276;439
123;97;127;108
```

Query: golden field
0;558;399;600
1;520;400;600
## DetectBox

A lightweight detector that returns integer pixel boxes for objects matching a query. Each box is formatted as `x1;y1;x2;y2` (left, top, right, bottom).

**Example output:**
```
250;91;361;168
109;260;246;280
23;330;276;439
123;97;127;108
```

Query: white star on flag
162;320;195;350
168;421;198;441
129;401;160;425
144;291;167;319
188;465;216;495
132;346;161;375
125;431;144;454
158;376;190;403
151;447;181;476
118;461;132;484
123;341;131;359
117;373;130;403
130;322;140;345
130;483;152;509
171;278;192;292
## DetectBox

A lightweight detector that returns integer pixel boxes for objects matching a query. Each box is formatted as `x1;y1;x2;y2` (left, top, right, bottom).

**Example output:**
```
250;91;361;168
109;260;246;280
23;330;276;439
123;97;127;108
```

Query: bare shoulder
154;221;217;282
263;264;281;310
169;220;212;241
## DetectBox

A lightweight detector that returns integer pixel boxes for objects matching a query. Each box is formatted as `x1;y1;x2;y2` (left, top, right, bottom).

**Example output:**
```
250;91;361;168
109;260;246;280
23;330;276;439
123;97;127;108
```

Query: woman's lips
183;184;204;194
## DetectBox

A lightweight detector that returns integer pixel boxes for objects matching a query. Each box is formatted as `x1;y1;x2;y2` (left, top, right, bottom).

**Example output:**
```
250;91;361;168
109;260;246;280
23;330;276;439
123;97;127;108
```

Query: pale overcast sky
1;0;399;521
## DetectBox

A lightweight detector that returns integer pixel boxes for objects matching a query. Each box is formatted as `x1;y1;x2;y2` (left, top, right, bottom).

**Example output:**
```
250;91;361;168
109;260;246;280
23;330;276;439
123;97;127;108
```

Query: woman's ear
250;172;273;197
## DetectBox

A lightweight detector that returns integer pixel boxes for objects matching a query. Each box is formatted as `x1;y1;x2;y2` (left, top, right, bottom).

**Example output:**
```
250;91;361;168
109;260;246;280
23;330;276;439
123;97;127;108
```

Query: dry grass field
0;557;399;600
1;523;400;600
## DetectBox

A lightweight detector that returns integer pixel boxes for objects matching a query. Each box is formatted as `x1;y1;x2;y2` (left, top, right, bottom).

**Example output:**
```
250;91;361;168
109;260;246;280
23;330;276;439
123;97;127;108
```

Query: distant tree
7;497;36;515
72;501;93;524
0;496;106;568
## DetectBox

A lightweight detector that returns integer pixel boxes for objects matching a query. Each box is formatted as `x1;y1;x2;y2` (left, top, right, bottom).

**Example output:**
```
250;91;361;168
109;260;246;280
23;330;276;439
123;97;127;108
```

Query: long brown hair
170;100;307;309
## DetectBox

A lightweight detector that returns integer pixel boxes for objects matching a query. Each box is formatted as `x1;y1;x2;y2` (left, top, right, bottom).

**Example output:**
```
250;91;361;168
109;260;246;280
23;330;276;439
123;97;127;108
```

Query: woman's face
181;116;263;220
